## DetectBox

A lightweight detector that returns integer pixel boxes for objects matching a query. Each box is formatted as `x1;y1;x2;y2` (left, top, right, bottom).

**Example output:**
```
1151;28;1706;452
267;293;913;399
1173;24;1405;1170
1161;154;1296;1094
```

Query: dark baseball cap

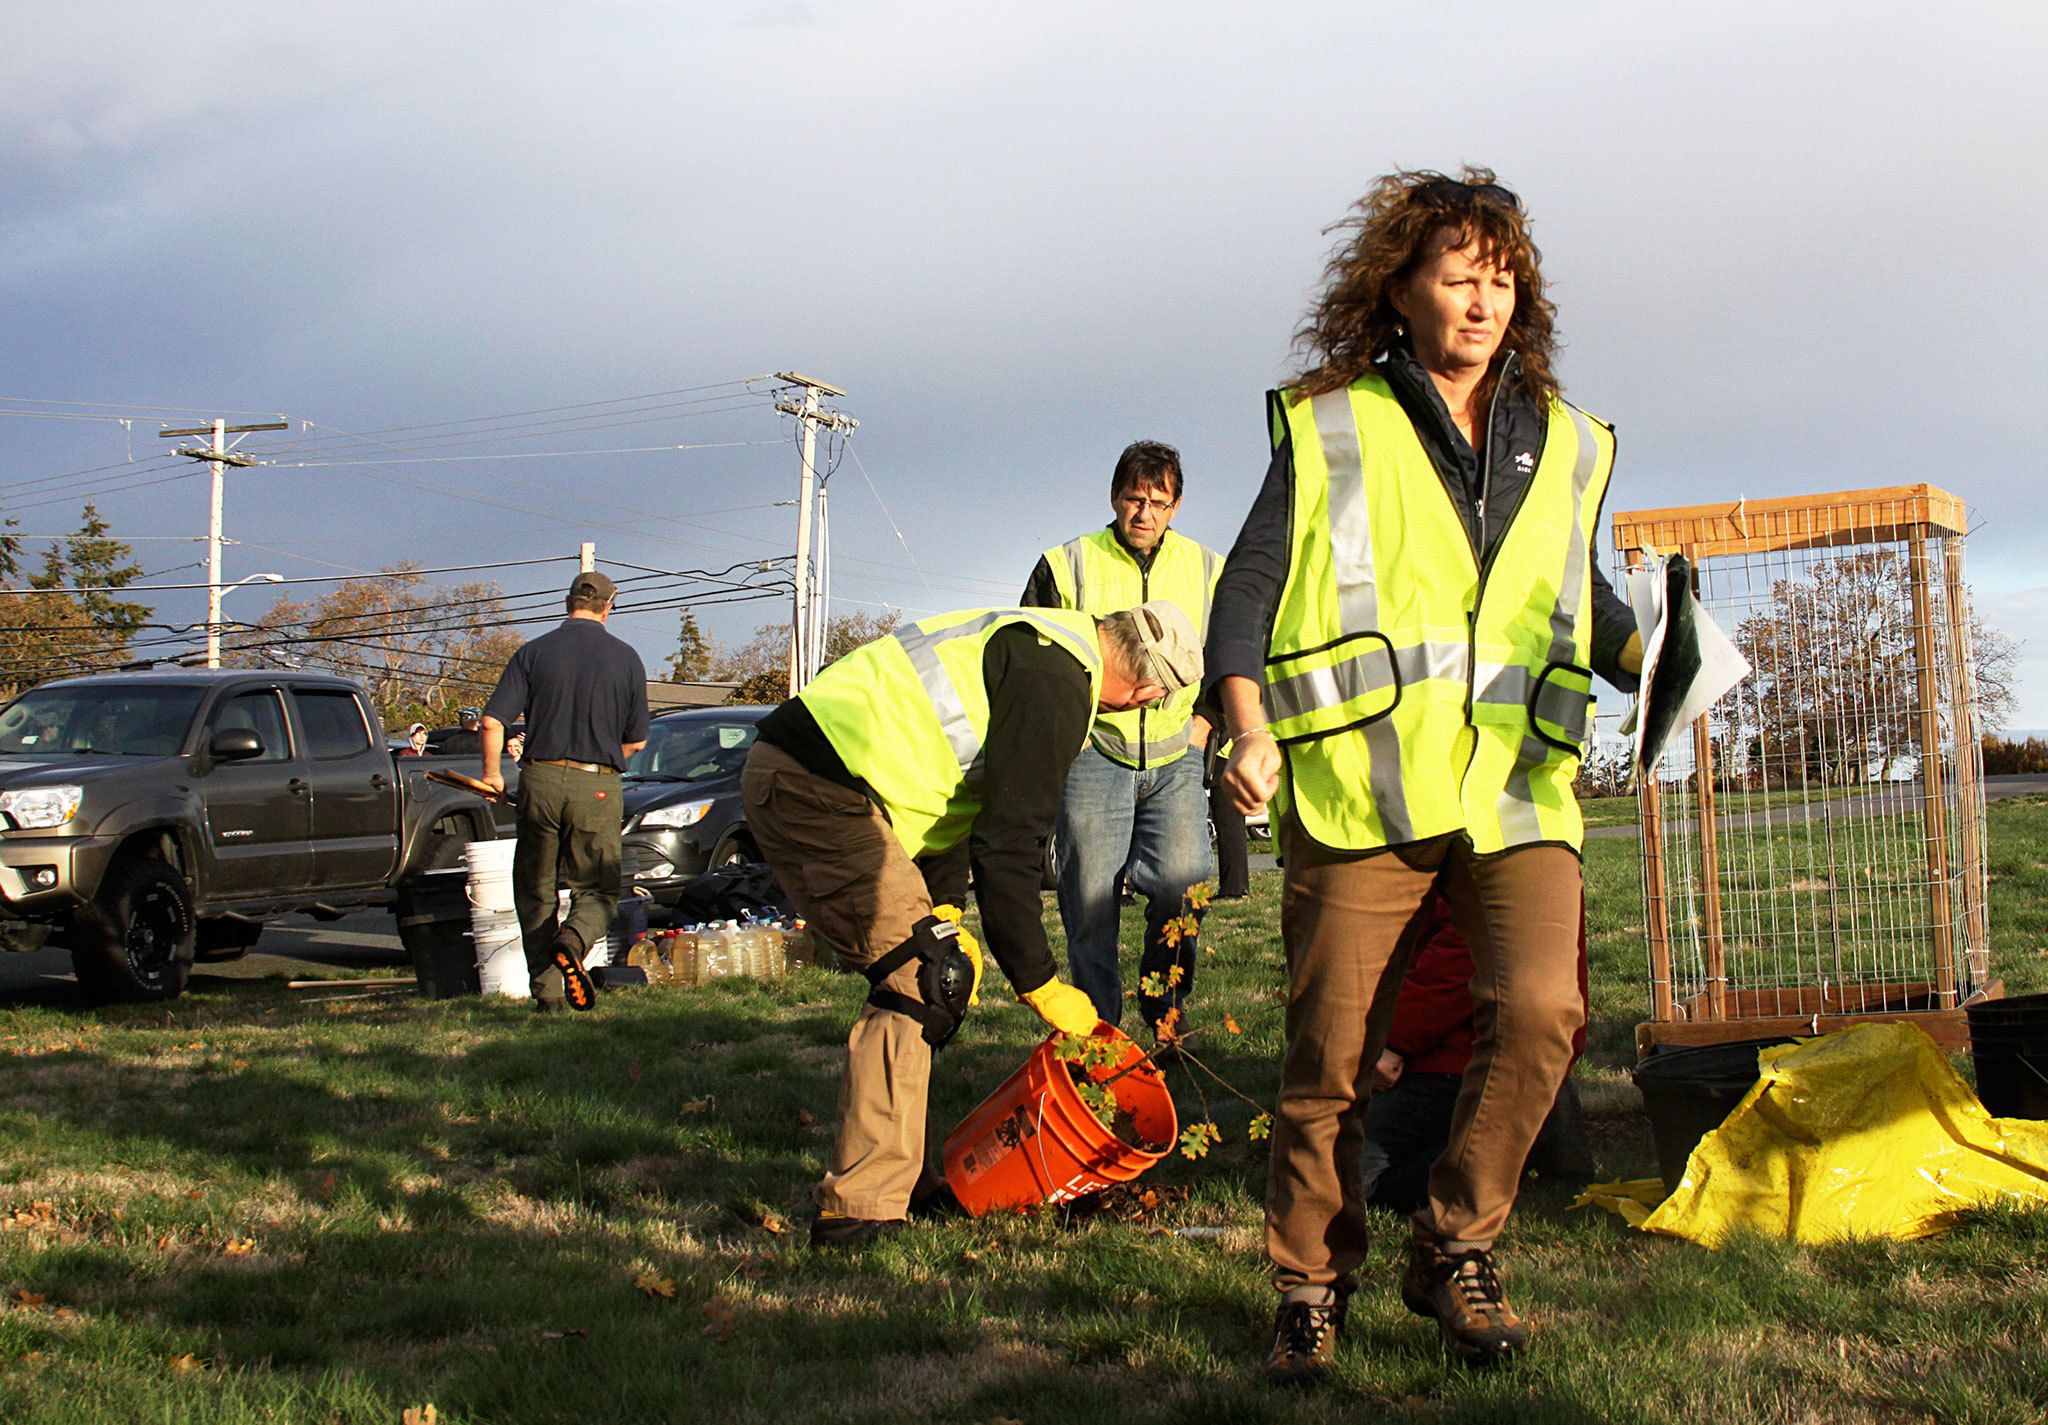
569;570;618;604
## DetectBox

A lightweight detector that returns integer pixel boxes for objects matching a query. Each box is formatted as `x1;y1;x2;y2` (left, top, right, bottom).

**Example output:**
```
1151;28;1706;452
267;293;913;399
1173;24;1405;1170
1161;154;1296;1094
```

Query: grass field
4;802;2048;1423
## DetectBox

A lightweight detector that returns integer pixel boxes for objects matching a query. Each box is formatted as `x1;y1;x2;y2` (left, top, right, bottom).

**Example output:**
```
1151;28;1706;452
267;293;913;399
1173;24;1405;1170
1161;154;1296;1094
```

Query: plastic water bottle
697;922;731;980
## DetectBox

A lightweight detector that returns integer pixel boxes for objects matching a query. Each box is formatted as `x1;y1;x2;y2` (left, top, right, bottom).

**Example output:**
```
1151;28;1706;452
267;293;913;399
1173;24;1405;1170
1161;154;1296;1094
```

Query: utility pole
160;417;288;668
773;373;856;695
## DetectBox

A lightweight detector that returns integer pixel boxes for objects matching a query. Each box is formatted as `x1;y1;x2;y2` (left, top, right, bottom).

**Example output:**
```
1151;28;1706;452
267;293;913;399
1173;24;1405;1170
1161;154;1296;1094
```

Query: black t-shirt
756;624;1090;993
485;619;649;770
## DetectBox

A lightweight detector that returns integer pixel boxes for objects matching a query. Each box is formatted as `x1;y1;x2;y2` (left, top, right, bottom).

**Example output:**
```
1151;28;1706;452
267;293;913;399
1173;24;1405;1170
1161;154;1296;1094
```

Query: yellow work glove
932;904;983;1005
1020;979;1099;1037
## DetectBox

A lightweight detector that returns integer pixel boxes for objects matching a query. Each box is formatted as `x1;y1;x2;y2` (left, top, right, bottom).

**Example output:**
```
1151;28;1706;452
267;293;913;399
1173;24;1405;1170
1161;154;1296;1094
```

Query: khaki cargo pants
514;760;623;1002
1266;821;1584;1296
740;743;937;1221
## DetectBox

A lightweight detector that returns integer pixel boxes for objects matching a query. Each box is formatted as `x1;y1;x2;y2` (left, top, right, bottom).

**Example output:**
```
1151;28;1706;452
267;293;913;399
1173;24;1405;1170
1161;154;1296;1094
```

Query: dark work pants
514;761;623;1000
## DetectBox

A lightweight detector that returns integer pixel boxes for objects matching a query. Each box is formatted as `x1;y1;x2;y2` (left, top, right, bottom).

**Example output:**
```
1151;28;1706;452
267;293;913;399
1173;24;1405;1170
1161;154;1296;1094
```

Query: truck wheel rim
125;887;185;986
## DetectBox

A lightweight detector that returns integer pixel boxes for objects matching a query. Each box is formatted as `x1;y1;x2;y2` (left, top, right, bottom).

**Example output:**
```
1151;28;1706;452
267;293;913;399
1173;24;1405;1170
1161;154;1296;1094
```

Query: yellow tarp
1592;1022;2048;1246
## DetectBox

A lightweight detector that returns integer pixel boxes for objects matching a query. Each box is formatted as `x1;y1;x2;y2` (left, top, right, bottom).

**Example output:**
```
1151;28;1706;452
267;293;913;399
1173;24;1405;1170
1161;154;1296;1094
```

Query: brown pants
740;743;935;1221
1266;820;1584;1296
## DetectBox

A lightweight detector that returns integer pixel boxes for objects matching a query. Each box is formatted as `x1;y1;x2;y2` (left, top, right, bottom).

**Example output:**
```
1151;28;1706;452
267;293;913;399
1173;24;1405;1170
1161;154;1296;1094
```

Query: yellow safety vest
1041;527;1222;768
798;608;1105;857
1263;374;1614;854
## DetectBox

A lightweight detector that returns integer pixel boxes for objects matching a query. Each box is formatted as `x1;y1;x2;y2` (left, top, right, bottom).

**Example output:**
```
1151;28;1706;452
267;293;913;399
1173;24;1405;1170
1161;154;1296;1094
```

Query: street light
209;573;283;669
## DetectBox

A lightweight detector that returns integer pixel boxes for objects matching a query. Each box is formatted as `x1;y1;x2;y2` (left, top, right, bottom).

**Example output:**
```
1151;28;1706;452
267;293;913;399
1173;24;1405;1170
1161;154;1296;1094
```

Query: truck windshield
0;684;206;757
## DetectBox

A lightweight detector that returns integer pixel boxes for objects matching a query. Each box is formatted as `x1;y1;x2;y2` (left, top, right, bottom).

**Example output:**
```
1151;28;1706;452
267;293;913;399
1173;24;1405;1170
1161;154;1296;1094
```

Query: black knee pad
863;914;973;1049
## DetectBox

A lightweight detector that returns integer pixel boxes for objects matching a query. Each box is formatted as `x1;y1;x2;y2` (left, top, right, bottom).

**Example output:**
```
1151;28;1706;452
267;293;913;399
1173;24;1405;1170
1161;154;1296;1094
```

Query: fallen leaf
958;1248;982;1264
538;1328;589;1341
222;1238;256;1257
1223;1013;1242;1035
168;1352;205;1372
186;1041;204;1050
155;1234;176;1250
185;1189;205;1201
309;1170;338;1201
795;1108;816;1127
758;1211;789;1236
626;1064;643;1083
29;1202;53;1219
632;1270;677;1299
700;1296;737;1340
401;1406;439;1425
14;1290;45;1308
50;1307;76;1321
680;1096;714;1116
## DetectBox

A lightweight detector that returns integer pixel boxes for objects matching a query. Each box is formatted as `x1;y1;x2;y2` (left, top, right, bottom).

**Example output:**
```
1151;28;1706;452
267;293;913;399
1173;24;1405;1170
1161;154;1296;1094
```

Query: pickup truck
0;667;512;1002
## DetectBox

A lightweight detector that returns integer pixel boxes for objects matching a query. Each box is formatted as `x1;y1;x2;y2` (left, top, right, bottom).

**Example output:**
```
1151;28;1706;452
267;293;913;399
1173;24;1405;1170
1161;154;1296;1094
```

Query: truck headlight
0;786;83;829
636;798;715;831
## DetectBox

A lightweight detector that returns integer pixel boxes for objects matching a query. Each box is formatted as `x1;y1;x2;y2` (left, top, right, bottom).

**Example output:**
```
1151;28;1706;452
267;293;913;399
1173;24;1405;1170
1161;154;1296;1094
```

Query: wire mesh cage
1613;485;1995;1055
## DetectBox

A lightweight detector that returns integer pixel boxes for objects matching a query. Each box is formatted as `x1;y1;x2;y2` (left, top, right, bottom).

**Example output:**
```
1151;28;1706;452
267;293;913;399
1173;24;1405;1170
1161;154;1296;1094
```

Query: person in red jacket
1360;896;1595;1212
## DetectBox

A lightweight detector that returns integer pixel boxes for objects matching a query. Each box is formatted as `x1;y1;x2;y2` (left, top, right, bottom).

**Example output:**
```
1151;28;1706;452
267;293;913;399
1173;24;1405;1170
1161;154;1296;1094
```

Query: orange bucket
943;1022;1178;1216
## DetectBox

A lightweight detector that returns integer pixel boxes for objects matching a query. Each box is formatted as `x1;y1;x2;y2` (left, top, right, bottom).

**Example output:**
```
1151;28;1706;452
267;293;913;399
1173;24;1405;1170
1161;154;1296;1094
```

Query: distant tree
1969;614;2018;734
1733;551;2017;786
0;504;153;696
1983;735;2048;775
715;609;901;704
225;565;522;729
666;608;718;682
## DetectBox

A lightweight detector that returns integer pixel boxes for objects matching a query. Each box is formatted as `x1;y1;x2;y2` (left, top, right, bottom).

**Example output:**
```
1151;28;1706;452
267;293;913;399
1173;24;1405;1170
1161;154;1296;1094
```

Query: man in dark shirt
482;570;649;1011
438;708;483;755
743;602;1203;1245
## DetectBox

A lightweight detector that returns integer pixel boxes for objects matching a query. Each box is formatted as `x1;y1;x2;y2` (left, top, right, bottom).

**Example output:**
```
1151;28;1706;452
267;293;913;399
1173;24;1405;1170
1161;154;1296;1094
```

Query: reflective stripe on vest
1041;526;1222;768
1264;375;1614;853
798;607;1104;857
892;608;1102;775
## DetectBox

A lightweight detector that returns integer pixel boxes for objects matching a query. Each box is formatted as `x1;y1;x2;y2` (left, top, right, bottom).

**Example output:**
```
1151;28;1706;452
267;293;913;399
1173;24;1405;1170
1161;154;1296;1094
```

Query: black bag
653;862;791;927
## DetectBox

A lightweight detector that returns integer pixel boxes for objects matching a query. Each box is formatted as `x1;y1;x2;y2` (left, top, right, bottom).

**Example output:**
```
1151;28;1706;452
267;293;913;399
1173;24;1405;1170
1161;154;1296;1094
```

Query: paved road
0;910;410;1008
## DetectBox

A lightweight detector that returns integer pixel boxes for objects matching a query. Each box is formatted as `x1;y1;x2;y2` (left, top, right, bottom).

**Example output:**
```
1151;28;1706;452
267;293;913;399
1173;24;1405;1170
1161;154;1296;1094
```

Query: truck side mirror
210;728;264;762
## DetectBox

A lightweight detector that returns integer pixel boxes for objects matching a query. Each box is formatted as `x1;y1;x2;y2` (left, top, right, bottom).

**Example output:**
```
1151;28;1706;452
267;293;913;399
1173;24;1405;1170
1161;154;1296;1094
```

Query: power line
260;438;786;468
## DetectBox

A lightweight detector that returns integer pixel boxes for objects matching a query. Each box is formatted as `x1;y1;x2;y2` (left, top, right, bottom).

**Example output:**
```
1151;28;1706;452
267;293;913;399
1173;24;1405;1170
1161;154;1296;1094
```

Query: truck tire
195;918;264;962
70;858;197;1003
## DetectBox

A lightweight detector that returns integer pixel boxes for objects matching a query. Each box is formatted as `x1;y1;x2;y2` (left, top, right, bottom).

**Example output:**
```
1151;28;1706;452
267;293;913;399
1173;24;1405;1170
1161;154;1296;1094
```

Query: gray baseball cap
1132;600;1203;694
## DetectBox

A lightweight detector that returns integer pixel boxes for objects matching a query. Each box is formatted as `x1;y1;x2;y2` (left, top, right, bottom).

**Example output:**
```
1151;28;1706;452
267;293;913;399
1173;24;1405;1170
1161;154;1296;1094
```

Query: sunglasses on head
1416;178;1521;212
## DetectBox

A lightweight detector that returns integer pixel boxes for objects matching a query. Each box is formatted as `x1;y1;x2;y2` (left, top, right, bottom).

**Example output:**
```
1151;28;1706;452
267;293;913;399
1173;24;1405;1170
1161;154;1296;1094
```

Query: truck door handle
370;774;390;789
288;778;309;796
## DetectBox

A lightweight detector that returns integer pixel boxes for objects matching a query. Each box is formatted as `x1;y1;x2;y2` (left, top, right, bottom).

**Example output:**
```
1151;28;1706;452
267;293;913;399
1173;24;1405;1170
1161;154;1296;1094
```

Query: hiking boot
808;1213;907;1248
1400;1241;1528;1365
549;937;597;1011
1263;1294;1345;1387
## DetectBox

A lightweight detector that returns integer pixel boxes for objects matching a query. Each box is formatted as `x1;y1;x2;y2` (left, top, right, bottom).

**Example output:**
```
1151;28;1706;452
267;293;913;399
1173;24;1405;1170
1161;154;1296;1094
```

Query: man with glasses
1022;440;1224;1042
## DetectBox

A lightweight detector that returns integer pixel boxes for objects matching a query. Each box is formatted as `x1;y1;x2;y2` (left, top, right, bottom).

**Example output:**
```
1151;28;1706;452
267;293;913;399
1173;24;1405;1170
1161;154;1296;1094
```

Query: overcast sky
4;2;2045;722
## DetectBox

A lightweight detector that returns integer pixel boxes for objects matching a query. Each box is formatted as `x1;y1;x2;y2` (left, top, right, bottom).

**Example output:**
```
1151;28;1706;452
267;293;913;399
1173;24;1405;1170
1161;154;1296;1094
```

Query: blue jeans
1056;747;1216;1028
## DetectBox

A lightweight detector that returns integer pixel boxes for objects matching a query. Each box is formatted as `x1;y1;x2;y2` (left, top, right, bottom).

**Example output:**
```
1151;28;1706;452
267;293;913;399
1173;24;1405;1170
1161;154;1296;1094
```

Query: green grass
3;801;2048;1422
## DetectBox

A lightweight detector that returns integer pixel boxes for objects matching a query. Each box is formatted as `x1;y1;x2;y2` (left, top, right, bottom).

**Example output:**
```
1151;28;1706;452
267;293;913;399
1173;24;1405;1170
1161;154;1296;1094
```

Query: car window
0;684;205;757
216;690;292;763
295;690;373;759
643;724;757;778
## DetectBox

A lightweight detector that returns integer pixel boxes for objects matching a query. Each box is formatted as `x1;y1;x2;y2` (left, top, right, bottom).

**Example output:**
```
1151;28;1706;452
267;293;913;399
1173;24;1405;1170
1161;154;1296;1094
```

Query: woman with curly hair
1202;168;1643;1380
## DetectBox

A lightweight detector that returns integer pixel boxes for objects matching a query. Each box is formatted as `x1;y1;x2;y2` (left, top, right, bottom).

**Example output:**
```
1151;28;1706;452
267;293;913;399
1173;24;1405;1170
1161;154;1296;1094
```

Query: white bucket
471;906;527;998
463;838;519;914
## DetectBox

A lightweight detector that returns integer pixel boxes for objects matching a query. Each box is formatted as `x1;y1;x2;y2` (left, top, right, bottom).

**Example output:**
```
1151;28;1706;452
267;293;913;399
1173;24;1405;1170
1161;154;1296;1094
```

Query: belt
533;758;615;773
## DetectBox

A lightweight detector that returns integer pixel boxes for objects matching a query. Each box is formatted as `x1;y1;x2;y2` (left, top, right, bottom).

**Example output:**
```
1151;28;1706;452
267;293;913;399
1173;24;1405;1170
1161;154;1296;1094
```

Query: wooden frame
1617;484;1995;1058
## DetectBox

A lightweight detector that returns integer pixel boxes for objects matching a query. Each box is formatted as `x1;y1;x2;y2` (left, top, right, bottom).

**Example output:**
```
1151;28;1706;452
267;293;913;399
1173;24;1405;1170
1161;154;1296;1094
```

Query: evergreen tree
666;608;714;681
